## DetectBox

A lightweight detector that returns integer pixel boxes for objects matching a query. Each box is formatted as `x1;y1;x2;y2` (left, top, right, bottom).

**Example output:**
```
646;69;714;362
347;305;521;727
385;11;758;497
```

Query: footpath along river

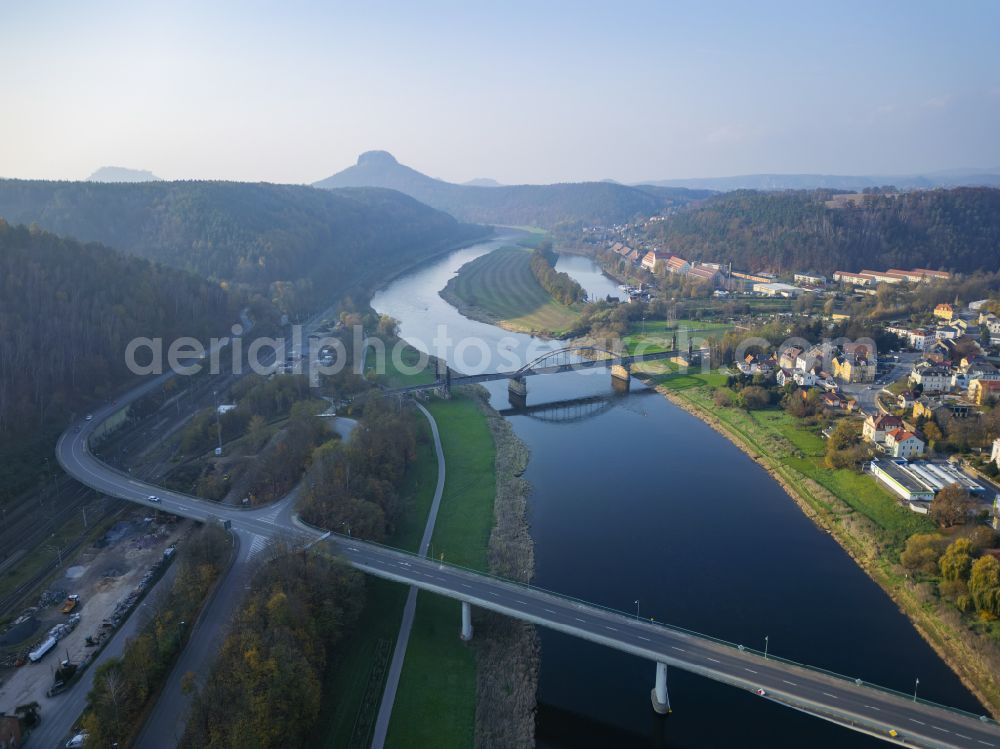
371;238;982;748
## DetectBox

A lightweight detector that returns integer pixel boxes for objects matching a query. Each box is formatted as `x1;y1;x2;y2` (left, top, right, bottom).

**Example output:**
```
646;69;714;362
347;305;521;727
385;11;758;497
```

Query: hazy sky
2;0;999;184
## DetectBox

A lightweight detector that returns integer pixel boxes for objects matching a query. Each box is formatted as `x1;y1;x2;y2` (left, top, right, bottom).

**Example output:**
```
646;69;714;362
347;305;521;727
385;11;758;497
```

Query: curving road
56;390;1000;749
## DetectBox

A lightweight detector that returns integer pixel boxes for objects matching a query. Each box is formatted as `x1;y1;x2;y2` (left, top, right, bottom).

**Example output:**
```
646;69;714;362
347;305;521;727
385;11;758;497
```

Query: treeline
0;180;489;315
181;552;364;749
0;221;236;499
81;524;230;747
902;527;1000;621
647;187;1000;274
529;245;586;305
170;375;332;503
300;396;420;541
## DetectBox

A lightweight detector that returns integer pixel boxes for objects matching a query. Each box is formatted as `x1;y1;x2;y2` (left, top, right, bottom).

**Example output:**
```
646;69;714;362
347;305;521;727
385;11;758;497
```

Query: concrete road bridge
53;380;1000;749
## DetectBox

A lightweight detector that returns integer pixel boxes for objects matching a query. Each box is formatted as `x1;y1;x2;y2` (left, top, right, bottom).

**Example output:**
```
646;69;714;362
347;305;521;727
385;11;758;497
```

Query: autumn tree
970;555;1000;620
900;533;948;576
930;483;974;528
939;538;974;581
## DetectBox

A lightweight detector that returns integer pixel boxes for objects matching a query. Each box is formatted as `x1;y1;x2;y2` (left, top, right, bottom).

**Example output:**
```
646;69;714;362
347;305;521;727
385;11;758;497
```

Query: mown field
623;318;734;355
441;245;582;335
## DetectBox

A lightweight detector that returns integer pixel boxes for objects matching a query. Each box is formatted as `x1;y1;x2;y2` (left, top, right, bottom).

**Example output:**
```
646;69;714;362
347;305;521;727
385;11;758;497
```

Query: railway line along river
371;236;982;748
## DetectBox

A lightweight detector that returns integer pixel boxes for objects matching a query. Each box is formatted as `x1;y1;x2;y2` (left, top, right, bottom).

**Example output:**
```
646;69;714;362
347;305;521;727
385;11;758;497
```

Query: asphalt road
55;377;1000;749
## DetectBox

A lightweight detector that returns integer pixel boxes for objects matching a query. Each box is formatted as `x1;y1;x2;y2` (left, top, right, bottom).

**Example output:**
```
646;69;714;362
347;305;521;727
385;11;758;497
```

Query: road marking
347;547;358;551
489;592;499;597
864;705;880;711
978;741;995;747
782;680;797;686
605;626;618;632
745;668;758;675
707;657;721;664
671;646;686;653
515;600;527;605
575;617;586;623
909;719;925;726
637;636;651;642
543;608;557;614
955;734;971;740
822;692;837;699
461;583;472;589
931;726;949;733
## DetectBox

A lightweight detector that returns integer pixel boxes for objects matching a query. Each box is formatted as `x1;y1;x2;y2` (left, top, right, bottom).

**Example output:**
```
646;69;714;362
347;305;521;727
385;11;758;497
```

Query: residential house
626;248;644;264
796;345;827;373
965;360;1000;382
934;303;955;322
687;265;720;285
886;269;929;283
794;369;818;387
776;368;794;387
936;325;961;340
861;269;906;285
640;250;661;273
822;392;850;410
793;273;826;286
897;391;917;409
912;396;944;422
913;268;951;281
832;351;876;383
665;255;691;275
910;363;951;393
833;271;876;287
912;395;970;422
907;329;934;350
969;379;1000;406
779;346;803;370
884;428;925;458
863;413;904;444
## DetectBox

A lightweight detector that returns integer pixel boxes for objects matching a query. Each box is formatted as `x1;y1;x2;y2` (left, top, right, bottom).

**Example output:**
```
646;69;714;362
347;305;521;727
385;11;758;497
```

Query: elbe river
372;236;981;748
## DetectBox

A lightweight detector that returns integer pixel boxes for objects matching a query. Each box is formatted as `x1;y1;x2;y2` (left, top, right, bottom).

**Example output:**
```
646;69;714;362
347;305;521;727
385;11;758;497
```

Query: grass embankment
639;366;1000;714
311;419;438;748
440;246;582;336
313;386;507;749
384;394;497;748
364;336;438;389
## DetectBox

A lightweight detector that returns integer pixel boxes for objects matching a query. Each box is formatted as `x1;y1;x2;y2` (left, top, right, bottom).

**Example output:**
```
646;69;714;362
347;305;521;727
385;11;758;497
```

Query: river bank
438;246;581;338
641;372;1000;718
470;387;538;749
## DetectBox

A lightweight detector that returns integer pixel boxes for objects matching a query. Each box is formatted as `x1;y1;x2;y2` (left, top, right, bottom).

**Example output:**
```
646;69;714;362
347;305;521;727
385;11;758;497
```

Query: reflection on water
373;238;981;748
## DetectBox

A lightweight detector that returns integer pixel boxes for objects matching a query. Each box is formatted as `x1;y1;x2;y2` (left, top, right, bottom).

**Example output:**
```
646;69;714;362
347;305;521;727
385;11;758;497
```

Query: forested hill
0;220;237;494
314;150;710;227
0;180;489;312
647;188;1000;274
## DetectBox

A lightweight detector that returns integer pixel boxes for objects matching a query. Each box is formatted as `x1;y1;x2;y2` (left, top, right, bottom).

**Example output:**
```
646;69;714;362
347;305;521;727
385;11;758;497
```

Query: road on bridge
55;388;1000;749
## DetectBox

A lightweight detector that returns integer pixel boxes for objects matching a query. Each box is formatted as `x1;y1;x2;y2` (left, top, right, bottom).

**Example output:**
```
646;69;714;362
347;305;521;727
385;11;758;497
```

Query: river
372;237;981;748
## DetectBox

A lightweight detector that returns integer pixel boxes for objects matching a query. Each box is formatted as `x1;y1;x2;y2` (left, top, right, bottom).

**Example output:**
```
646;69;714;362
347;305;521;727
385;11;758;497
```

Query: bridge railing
315;530;995;727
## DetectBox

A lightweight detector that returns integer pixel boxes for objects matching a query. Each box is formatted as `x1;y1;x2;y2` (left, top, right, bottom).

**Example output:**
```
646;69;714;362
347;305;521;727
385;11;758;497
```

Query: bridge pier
651;662;671;714
508;377;527;409
437;360;452;398
610;363;631;393
460;601;473;641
